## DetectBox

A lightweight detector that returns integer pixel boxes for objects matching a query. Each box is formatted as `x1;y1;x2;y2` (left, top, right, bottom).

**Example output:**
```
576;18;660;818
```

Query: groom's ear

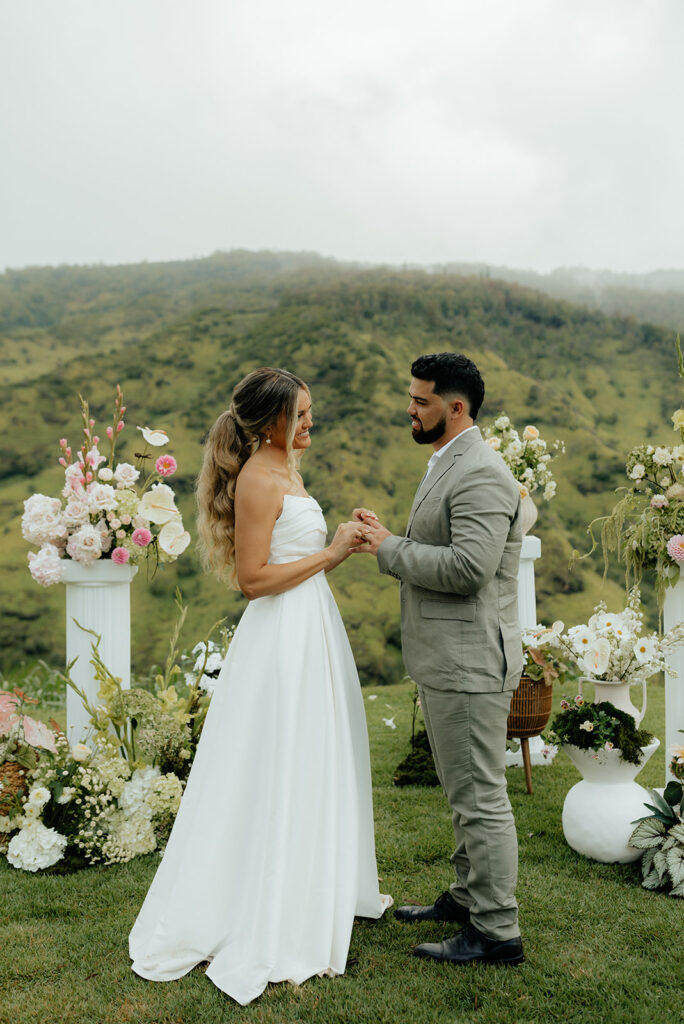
450;397;466;418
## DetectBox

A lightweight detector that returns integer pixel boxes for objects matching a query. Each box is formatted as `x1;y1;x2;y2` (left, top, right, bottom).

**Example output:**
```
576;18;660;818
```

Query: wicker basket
0;760;29;815
507;675;553;739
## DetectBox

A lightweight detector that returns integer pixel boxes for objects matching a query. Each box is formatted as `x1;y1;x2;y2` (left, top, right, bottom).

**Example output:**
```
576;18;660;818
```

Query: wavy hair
196;367;307;584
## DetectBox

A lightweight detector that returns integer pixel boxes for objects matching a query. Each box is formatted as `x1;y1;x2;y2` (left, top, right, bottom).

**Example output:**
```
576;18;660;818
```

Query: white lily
138;483;179;525
137;426;169;447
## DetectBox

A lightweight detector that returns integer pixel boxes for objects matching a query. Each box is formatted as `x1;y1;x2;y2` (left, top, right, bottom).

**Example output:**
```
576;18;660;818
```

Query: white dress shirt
425;425;479;478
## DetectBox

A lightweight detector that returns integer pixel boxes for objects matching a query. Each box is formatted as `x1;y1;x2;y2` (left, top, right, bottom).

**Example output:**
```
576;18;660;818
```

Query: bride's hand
353;507;379;523
326;521;367;569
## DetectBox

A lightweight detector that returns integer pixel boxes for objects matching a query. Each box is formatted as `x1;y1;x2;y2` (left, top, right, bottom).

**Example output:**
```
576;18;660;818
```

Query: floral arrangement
482;414;564;501
22;385;190;586
521;621;572;685
549;697;654;766
550;589;684;686
0;600;233;873
587;336;684;603
629;757;684;897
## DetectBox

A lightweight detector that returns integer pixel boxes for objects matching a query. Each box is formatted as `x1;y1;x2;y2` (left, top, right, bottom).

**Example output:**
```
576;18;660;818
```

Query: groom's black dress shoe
413;923;524;966
394;891;470;925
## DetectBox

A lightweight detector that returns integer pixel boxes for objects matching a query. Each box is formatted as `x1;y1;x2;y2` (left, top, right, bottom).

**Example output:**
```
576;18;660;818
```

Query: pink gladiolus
131;528;152;547
156;454;177;477
117;421;125;432
59;438;67;447
66;447;71;455
93;435;99;445
667;535;684;562
86;471;93;483
106;426;114;439
89;419;95;428
111;547;130;564
59;457;67;467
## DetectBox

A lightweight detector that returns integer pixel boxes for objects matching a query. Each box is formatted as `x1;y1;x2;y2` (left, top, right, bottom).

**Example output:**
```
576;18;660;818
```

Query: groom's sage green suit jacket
377;428;524;693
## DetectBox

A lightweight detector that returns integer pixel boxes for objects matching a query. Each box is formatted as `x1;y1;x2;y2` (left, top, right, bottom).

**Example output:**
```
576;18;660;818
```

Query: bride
129;366;391;1004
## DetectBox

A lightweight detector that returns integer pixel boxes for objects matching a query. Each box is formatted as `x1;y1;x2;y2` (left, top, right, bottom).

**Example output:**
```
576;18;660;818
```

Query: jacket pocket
420;600;476;621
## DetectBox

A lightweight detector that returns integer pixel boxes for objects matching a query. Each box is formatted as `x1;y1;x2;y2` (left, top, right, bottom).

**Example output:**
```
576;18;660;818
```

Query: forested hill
1;253;681;683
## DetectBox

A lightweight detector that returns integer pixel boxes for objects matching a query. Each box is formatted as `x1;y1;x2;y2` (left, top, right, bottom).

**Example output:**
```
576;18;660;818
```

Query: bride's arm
234;473;358;599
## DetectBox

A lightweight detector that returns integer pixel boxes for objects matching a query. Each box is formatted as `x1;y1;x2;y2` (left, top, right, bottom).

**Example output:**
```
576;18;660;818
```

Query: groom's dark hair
411;352;485;420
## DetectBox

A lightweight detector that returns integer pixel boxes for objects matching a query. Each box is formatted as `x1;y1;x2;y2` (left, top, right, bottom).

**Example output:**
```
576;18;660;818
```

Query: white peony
138;483;179;525
28;545;64;586
7;819;67;871
66;524;103;563
86;483;118;513
114;462;140;488
158;519;191;557
22;494;67;545
137;426;169;447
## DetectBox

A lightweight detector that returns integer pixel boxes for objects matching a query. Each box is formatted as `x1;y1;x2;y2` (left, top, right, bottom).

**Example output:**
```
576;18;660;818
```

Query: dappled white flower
382;717;396;730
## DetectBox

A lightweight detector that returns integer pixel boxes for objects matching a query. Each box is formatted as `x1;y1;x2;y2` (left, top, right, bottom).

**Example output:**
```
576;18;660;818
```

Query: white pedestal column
663;566;684;783
63;561;138;746
507;535;547;768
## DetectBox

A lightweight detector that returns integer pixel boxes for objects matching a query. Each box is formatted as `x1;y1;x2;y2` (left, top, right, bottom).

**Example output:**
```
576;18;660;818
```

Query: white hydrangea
119;766;160;817
7;819;68;871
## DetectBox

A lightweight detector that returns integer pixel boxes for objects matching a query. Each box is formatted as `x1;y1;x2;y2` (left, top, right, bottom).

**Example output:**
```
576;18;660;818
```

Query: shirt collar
427;425;479;469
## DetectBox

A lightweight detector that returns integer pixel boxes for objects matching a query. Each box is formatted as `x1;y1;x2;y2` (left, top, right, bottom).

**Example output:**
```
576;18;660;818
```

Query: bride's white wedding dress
129;495;391;1005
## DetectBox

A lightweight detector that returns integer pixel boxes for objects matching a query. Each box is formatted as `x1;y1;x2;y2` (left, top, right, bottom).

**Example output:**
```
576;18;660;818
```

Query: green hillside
2;256;680;683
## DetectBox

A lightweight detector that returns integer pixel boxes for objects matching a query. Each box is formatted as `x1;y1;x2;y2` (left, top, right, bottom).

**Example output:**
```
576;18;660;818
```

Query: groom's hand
350;515;392;556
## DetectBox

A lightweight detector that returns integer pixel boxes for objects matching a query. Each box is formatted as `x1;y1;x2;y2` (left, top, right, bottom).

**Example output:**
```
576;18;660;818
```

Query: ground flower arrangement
0;602;233;873
22;385;190;586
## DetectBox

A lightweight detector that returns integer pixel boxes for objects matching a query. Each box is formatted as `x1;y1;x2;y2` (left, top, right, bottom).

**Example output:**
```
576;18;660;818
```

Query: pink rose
111;547;130;564
156;455;177;477
667;535;684;562
131;528;152;547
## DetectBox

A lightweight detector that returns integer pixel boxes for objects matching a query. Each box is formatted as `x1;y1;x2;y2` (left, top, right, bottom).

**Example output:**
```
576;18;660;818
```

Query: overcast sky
2;0;683;273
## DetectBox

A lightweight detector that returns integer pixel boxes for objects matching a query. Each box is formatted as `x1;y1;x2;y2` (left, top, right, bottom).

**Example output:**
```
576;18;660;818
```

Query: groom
354;352;524;966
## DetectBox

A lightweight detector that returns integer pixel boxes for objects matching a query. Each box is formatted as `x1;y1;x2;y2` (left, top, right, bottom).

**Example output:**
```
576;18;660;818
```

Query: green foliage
549;700;653;766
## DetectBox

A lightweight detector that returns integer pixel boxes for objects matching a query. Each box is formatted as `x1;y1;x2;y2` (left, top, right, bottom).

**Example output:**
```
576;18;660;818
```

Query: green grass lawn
1;680;679;1024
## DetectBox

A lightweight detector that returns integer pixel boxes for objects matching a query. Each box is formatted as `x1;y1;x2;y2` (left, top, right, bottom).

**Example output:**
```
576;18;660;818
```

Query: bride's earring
265;436;271;445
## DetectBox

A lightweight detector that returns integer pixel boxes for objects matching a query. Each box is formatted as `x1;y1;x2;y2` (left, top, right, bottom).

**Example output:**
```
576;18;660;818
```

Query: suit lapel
406;428;482;535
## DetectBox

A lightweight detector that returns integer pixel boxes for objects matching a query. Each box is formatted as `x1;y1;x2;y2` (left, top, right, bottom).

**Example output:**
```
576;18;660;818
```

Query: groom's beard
411;415;446;445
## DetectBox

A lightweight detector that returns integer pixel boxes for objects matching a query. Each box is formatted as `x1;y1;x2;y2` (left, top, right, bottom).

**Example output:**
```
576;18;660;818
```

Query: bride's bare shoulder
235;461;282;512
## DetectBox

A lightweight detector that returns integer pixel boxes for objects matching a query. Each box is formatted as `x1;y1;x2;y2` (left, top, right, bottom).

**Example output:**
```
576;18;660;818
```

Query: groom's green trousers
418;683;520;941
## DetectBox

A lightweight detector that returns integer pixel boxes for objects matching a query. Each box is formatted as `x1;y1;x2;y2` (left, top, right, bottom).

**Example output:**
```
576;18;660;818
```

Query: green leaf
668;824;684;844
642;868;663;890
654;849;669;882
646;788;675;815
666;846;684;886
669;880;684;897
664;781;683;806
629;817;666;848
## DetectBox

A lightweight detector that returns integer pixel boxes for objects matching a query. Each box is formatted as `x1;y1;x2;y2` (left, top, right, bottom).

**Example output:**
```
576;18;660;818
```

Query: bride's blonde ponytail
196;367;306;584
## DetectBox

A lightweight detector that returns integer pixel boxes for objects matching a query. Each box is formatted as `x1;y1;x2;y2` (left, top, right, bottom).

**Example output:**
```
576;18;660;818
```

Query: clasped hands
350;507;393;556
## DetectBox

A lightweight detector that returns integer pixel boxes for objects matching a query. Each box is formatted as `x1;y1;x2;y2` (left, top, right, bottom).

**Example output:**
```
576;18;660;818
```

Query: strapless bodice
268;495;327;564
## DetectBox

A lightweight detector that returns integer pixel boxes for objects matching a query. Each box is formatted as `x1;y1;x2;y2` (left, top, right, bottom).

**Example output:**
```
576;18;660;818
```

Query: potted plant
549;696;659;863
628;737;684;897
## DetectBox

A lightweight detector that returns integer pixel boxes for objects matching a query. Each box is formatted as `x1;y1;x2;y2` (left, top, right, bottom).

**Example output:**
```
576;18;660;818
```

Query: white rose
628;463;645;480
98;467;114;481
486;437;501;450
114;462;140;488
522;425;539;441
28;544;65;586
66;524;103;564
137;426;169;447
158;519;191;557
505;439;523;458
494;416;510;430
63;498;91;528
86;483;118;513
71;743;91;762
138;483;179;525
